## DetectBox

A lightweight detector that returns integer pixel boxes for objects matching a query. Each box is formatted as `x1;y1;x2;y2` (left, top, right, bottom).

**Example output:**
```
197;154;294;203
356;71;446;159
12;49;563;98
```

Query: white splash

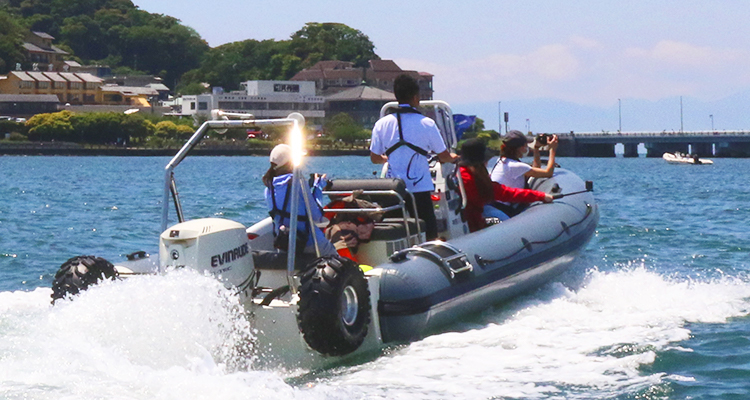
2;267;750;400
318;267;750;399
0;270;306;400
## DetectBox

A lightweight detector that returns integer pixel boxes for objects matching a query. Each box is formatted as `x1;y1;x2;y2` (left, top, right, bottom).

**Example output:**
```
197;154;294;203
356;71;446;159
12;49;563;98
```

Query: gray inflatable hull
376;169;599;343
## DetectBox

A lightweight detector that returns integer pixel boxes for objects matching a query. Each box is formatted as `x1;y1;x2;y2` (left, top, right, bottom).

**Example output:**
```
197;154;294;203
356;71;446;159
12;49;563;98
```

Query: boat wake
311;266;750;399
1;266;750;399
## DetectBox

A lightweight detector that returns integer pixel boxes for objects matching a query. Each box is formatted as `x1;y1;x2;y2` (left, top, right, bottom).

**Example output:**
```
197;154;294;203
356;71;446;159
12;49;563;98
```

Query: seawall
0;143;370;157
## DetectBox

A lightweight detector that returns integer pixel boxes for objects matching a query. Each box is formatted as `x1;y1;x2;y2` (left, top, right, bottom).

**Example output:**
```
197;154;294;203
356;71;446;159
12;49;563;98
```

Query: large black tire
297;255;371;356
51;255;118;303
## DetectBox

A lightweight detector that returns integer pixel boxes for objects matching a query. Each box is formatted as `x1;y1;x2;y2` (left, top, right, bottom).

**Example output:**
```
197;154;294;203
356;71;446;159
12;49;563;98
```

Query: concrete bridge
550;130;750;157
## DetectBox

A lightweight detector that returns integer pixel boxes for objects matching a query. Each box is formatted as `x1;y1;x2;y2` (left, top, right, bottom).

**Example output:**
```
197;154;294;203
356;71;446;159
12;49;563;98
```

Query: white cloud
398;38;750;107
625;40;747;69
396;42;582;104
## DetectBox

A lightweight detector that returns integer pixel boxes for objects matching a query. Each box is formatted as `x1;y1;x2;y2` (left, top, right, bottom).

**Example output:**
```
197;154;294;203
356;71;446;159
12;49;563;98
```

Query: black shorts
408;191;438;241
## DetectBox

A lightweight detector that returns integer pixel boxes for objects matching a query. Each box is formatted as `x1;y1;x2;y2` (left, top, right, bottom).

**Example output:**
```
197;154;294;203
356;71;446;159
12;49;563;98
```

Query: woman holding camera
459;139;552;232
490;129;559;189
487;130;558;218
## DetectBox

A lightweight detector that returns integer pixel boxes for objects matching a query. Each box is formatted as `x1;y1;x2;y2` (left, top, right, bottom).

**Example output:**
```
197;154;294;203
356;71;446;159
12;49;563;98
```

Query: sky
131;0;750;132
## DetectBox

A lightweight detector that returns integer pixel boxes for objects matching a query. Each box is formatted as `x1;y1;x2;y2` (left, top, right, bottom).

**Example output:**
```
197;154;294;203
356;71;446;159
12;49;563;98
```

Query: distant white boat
663;152;714;165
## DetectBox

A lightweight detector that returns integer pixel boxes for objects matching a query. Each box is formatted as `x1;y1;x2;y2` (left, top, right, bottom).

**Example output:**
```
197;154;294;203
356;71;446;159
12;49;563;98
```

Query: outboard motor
159;218;256;300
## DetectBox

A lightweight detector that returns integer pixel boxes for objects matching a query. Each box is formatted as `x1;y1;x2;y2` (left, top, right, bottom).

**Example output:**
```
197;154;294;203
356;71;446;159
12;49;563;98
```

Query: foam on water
310;267;750;399
0;270;307;400
2;267;750;399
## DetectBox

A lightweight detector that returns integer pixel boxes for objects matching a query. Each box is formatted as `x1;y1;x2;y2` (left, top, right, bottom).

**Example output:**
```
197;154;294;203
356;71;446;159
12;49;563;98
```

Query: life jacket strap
268;179;310;230
384;107;430;157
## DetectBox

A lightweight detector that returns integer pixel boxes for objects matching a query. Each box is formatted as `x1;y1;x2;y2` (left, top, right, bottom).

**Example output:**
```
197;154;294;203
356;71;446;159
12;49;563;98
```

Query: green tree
0;119;27;136
290;23;378;68
175;80;208;96
154;120;180;139
26;111;75;141
325;113;369;144
179;23;379;90
466;117;485;133
120;115;155;144
69;112;126;143
0;10;26;73
4;0;210;87
182;39;291;90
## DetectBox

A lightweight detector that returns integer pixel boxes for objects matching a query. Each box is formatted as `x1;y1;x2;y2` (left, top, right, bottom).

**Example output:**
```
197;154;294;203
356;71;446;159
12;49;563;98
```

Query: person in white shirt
369;74;458;240
488;130;558;216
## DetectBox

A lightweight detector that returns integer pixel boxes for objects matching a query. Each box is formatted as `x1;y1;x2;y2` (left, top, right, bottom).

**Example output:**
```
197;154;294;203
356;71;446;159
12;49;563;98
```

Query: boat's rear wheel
297;255;370;356
51;255;118;303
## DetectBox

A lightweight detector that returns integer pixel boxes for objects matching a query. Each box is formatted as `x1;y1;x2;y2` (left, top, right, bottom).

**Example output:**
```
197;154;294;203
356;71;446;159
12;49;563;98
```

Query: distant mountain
457;92;750;133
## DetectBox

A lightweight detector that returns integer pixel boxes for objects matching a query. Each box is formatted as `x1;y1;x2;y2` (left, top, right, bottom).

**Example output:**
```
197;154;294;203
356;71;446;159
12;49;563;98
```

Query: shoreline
3;142;749;158
0;144;370;157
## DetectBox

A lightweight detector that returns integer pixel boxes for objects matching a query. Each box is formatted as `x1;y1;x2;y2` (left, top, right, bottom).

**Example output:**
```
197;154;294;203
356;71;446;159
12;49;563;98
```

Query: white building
181;80;325;129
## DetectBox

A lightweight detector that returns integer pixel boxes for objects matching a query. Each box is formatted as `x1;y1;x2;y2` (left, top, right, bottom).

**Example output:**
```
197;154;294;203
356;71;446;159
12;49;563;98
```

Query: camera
535;133;552;146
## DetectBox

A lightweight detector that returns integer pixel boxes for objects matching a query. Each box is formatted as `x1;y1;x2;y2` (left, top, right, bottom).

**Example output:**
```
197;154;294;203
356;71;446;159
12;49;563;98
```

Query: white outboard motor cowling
160;218;255;299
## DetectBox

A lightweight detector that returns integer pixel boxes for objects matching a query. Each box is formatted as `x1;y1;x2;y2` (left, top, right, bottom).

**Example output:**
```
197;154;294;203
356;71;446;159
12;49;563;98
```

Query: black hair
393;74;420;104
262;163;292;187
459;140;495;201
501;130;528;160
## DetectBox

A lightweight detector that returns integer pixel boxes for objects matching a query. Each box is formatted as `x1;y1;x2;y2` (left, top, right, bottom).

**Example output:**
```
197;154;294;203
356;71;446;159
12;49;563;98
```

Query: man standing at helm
369;74;458;240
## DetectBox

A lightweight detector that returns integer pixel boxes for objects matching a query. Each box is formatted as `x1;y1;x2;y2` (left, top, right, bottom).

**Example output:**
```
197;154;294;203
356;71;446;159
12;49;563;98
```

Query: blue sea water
1;155;749;399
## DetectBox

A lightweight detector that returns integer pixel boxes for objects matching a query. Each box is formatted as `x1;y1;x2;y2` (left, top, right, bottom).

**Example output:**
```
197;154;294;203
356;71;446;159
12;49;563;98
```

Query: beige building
0;71;103;104
23;31;69;72
96;85;158;106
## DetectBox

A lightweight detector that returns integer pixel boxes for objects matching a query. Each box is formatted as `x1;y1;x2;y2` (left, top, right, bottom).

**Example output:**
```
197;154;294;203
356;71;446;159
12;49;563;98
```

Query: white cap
269;144;292;168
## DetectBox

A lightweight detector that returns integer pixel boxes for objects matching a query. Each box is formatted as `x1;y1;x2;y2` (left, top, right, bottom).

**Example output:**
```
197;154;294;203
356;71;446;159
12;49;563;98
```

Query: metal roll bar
161;115;303;232
161;111;306;290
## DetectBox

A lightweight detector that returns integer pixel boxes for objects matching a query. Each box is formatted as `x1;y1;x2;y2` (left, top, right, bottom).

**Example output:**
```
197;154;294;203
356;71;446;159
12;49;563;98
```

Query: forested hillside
0;0;379;94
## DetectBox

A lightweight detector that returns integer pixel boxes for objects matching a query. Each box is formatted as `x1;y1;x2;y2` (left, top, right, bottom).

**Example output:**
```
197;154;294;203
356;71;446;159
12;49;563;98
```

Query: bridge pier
645;142;689;158
716;141;750;157
623;143;639;158
690;142;713;157
556;135;577;157
576;143;616;157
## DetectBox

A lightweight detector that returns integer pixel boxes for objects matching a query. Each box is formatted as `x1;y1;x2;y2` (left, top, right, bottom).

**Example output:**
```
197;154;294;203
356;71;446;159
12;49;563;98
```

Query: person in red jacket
459;139;552;232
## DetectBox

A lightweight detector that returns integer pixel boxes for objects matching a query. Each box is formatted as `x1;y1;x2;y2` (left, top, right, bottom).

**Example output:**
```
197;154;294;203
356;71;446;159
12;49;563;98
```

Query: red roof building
291;59;433;100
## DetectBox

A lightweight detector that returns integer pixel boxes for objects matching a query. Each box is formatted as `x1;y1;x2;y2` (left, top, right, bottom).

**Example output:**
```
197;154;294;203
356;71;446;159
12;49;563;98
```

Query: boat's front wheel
51;255;118;303
297;255;371;356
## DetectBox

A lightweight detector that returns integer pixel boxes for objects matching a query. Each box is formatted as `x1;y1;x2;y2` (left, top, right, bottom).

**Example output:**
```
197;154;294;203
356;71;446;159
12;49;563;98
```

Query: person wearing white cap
263;144;336;256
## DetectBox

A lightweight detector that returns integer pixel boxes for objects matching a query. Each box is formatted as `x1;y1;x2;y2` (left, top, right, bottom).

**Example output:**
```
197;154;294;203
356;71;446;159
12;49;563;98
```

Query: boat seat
370;218;426;241
326;178;413;219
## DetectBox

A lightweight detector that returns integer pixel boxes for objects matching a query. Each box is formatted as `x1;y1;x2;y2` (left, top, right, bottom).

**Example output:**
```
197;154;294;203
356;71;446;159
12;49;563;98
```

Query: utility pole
498;101;502;135
680;96;684;133
710;114;714;131
618;98;622;133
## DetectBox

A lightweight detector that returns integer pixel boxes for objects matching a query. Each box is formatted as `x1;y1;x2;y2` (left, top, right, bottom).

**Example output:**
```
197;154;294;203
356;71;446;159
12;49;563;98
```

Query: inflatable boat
663;152;713;165
52;102;598;370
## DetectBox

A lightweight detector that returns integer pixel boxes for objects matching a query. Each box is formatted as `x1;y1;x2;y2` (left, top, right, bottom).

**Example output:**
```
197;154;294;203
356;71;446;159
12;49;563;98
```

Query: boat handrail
455;166;468;210
390;240;473;279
